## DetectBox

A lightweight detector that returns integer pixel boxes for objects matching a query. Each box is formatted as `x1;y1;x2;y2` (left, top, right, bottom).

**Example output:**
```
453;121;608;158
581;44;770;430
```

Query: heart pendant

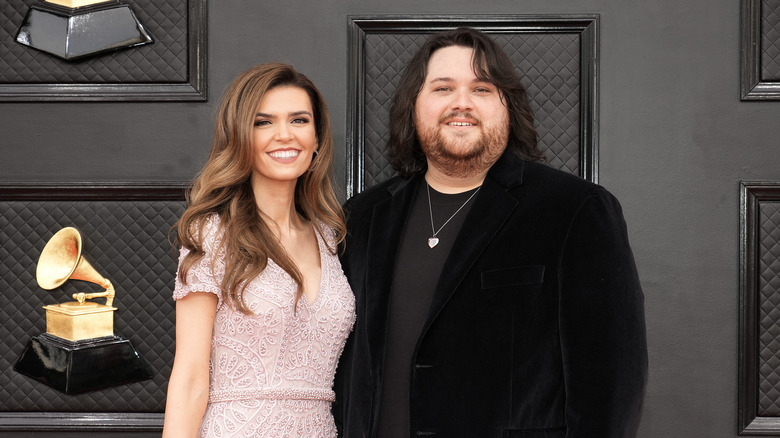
428;237;439;248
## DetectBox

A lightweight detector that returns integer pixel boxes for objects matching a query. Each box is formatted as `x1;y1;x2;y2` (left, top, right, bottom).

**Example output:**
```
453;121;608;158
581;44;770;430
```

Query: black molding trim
739;181;780;435
740;0;780;100
0;181;185;432
0;412;163;432
0;182;188;200
345;14;600;198
0;0;208;102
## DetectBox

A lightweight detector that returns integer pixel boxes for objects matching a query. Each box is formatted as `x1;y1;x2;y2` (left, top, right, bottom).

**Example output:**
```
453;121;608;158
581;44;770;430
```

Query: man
335;27;647;437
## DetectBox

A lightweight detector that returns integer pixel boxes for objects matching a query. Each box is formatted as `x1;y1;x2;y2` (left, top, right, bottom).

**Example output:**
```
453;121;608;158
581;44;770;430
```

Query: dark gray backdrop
2;0;780;437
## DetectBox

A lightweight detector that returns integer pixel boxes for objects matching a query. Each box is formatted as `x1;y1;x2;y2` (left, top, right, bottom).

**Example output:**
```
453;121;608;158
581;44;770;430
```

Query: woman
163;63;355;437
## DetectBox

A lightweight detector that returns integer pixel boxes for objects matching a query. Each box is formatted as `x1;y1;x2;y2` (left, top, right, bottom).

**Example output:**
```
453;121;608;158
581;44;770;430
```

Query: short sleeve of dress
172;214;225;308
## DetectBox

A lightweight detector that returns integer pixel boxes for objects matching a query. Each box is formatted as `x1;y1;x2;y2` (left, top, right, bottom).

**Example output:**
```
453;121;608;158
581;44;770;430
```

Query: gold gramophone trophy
14;227;152;394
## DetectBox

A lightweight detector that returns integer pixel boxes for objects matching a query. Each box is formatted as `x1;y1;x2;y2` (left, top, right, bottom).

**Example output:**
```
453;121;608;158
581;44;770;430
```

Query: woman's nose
275;123;292;140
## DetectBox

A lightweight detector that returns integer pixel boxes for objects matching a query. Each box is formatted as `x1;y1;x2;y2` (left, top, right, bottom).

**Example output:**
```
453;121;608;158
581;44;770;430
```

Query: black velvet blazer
334;152;648;438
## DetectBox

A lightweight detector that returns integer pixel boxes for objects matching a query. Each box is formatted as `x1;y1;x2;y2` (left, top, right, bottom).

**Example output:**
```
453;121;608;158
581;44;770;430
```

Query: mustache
439;112;480;124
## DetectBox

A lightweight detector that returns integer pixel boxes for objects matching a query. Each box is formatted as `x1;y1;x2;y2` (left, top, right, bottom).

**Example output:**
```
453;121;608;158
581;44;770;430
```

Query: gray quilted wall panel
361;31;581;189
0;0;187;83
0;196;184;412
758;199;780;415
762;0;780;81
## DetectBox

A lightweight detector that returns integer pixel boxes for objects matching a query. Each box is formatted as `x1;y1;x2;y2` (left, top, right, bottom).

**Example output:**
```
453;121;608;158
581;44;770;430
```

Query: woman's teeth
268;150;300;159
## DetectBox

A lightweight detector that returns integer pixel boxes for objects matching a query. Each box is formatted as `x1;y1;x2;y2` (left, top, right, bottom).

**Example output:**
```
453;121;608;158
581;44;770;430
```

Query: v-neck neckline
265;224;326;310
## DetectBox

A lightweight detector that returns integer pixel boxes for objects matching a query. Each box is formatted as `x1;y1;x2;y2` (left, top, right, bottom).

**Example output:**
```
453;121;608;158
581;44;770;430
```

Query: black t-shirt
376;181;480;437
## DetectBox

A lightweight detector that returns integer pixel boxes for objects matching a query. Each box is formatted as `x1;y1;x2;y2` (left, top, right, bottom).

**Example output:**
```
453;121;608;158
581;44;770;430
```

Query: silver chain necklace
426;182;481;249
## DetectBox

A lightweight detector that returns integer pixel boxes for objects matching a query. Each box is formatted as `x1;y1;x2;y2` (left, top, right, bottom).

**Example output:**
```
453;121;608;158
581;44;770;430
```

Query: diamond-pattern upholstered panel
362;31;581;188
0;0;187;83
762;0;780;80
758;200;780;415
364;33;427;185
0;197;184;412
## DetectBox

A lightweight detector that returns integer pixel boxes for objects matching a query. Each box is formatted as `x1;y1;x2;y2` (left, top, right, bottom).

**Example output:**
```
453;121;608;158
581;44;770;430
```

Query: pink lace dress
172;215;356;437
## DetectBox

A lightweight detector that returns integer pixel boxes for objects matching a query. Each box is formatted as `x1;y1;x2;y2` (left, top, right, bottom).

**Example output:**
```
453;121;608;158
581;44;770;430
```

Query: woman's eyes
253;118;310;127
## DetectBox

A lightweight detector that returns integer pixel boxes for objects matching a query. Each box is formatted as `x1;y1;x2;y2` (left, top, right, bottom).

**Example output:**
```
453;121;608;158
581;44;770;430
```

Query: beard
415;111;509;179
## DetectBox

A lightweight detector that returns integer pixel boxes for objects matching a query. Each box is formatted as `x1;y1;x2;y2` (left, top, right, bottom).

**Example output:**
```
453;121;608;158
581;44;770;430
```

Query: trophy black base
14;333;153;394
15;0;153;61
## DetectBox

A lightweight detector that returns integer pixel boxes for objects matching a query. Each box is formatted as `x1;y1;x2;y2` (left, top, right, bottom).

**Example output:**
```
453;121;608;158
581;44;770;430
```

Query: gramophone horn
37;227;82;290
36;227;112;294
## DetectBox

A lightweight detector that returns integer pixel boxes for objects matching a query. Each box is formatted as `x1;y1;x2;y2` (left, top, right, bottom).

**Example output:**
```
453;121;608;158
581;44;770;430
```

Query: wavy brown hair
175;63;345;313
387;27;544;178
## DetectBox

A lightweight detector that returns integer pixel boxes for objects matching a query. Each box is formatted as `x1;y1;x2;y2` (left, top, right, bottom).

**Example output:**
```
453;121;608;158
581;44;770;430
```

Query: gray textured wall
2;0;779;436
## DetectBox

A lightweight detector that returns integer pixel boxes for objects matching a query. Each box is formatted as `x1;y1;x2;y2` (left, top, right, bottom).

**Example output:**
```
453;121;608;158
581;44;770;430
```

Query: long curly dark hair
387;27;544;178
